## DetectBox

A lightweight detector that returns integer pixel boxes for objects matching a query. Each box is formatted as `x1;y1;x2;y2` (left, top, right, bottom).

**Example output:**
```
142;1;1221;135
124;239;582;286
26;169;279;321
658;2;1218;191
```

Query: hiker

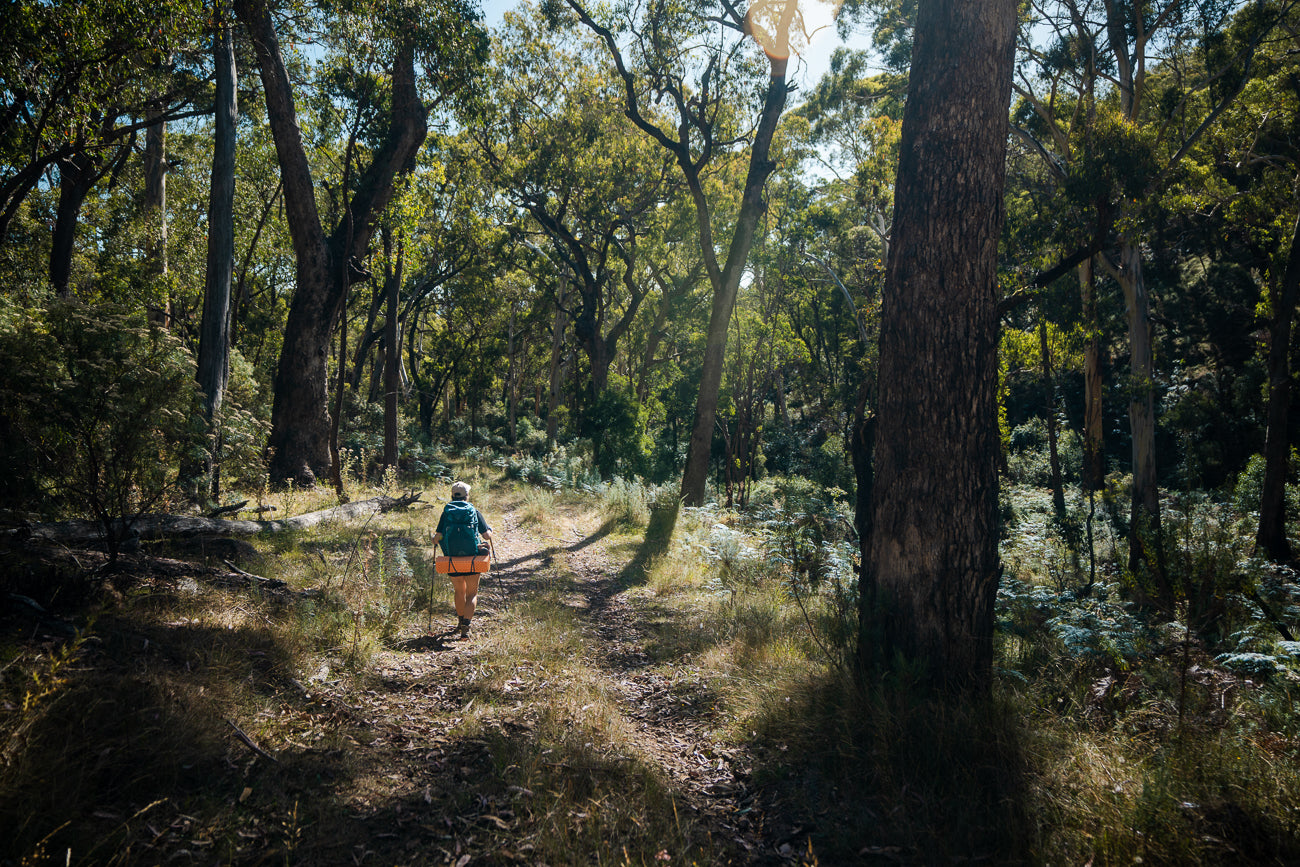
432;481;494;638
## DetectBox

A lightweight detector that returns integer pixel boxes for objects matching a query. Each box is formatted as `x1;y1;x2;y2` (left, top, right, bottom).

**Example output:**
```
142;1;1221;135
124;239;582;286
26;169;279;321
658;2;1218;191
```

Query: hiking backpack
440;500;480;556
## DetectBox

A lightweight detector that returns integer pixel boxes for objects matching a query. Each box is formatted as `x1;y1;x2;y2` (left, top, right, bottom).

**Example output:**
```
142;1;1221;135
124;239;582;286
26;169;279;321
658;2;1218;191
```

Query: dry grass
5;467;1300;866
515;486;558;529
454;596;717;863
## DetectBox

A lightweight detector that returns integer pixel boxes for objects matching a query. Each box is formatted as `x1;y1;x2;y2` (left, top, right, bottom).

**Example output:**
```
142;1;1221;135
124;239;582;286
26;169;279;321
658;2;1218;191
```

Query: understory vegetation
6;0;1300;862
3;452;1298;865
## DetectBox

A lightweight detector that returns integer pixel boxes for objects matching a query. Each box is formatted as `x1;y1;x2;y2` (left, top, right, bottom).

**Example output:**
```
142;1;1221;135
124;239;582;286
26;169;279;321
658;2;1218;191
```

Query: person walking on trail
432;481;494;639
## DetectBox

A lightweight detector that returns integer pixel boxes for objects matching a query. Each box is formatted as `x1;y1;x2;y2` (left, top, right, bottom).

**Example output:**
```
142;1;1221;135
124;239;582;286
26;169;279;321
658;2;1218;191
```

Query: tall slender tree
194;7;238;497
558;0;795;505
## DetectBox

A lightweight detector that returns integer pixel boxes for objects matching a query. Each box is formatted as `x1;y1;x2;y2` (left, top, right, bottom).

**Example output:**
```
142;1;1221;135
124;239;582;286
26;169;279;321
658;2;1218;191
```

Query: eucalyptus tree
476;12;678;417
551;0;806;505
1012;0;1289;607
192;2;239;498
232;0;487;486
858;0;1018;693
0;0;209;294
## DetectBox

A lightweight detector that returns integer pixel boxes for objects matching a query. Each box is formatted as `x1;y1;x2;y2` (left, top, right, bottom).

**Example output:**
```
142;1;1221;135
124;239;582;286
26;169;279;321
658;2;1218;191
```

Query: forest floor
9;477;1300;865
1;483;820;866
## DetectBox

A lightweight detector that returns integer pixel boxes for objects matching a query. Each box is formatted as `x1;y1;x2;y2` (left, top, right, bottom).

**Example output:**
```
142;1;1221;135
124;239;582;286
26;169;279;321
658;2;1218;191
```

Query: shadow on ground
618;501;680;587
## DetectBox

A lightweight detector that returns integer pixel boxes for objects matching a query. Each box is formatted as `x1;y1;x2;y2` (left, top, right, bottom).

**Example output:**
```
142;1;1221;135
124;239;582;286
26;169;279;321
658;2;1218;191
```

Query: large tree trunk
858;0;1017;694
236;0;427;486
50;149;95;297
195;19;238;497
238;0;336;485
1258;209;1300;562
679;61;788;505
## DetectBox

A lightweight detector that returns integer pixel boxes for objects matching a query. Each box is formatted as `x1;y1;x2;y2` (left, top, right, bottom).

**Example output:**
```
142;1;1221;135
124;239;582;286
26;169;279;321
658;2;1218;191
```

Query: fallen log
4;492;425;549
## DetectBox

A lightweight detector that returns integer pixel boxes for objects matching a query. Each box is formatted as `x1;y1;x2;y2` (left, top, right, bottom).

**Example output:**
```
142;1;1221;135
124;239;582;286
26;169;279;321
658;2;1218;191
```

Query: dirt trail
487;510;774;862
4;500;802;865
281;503;796;866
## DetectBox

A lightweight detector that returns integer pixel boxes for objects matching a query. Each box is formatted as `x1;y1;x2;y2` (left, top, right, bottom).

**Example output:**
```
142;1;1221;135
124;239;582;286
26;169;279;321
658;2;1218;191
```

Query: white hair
451;481;471;499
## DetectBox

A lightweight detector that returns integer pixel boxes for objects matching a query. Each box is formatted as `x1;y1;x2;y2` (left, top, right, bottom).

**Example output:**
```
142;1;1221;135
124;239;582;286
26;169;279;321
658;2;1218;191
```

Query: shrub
0;301;205;558
211;348;270;495
1232;451;1300;518
585;386;651;479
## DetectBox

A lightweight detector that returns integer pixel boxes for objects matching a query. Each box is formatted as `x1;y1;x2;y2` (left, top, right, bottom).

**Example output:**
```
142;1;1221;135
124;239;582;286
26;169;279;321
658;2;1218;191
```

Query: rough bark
1258;209;1300;562
858;0;1017;694
236;0;427;486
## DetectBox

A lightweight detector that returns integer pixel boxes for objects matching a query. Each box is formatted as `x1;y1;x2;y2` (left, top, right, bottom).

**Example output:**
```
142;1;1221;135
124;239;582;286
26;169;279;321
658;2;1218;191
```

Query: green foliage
500;446;602;492
600;476;652;527
0;301;204;551
1006;418;1083;488
211;348;271;494
1232;451;1300;517
586;386;652;479
760;422;857;493
512;415;550;456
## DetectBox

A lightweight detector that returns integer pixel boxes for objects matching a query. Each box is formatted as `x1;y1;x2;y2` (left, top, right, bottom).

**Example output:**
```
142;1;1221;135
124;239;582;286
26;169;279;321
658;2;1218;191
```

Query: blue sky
473;0;866;93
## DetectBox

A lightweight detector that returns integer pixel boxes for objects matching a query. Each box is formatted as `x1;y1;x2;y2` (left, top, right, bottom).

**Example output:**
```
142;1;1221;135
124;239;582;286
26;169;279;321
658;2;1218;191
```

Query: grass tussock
5;464;1300;866
601;478;653;528
516;486;558;529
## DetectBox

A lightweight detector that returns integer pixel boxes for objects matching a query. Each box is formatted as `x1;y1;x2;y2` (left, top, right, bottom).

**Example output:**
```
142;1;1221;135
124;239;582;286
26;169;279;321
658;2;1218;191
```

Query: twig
222;559;287;592
226;718;279;763
222;559;263;580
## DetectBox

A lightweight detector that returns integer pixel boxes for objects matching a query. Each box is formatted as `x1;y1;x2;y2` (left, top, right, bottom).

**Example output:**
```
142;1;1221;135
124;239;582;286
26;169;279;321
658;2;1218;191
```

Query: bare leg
451;575;481;630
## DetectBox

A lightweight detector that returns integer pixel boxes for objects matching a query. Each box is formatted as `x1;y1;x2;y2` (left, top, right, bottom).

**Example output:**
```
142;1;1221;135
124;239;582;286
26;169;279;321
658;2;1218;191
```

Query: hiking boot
457;616;471;638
